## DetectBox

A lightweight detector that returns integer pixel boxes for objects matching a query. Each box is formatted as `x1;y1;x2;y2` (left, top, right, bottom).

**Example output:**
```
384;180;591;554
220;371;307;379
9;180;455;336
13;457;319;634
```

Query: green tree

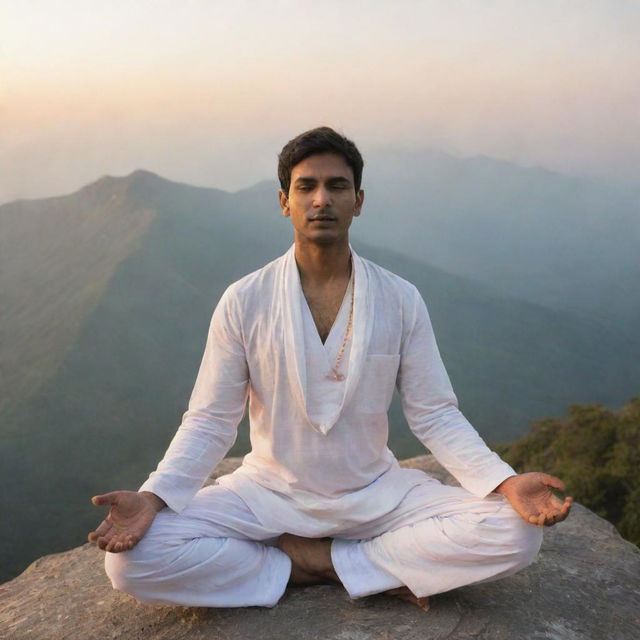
497;397;640;546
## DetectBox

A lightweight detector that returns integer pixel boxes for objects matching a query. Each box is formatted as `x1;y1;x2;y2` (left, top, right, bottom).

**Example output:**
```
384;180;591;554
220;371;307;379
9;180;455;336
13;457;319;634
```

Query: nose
313;185;332;208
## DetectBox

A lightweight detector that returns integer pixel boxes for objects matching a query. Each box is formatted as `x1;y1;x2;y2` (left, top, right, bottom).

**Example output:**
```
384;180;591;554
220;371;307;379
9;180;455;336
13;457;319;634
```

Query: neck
294;237;352;287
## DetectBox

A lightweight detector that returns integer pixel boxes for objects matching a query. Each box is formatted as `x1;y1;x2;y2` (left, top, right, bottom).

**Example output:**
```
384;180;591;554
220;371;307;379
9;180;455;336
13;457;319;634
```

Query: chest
303;284;349;344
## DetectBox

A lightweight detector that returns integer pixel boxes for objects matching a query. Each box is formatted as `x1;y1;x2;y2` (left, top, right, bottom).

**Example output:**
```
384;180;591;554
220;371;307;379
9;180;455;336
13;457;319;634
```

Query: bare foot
384;586;430;611
277;534;429;611
277;534;340;585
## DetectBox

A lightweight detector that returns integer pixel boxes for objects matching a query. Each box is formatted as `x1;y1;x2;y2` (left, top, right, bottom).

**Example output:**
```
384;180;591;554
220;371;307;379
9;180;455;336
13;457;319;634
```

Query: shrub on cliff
497;397;640;546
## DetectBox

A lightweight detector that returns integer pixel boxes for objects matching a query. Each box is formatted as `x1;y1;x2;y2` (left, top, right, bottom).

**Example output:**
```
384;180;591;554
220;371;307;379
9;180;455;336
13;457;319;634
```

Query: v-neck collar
300;269;354;351
279;244;375;436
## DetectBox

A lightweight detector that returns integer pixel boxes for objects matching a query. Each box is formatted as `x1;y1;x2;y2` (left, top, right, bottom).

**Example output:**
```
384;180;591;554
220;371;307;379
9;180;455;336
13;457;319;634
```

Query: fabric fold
280;244;373;436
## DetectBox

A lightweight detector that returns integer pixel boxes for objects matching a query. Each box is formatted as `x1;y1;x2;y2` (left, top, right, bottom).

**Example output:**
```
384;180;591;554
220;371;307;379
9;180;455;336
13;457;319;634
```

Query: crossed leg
104;480;542;609
276;534;430;610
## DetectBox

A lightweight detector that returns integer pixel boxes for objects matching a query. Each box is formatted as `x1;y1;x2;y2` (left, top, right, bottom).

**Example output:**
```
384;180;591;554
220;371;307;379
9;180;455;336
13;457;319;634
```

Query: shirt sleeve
396;285;515;497
139;286;250;512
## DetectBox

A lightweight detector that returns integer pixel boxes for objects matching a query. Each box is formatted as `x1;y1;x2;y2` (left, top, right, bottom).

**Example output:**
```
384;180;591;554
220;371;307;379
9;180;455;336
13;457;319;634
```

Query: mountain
0;173;158;418
1;168;639;583
360;148;640;333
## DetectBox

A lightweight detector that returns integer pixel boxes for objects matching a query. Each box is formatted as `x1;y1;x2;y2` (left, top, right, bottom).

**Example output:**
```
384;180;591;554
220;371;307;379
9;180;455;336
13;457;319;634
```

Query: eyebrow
293;176;352;185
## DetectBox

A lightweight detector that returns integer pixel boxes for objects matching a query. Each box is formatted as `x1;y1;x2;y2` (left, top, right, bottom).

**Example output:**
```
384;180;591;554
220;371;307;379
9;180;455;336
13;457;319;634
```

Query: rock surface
2;456;639;640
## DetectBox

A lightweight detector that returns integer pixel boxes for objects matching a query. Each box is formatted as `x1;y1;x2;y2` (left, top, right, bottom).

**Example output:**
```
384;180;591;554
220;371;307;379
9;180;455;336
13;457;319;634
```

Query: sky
1;0;640;203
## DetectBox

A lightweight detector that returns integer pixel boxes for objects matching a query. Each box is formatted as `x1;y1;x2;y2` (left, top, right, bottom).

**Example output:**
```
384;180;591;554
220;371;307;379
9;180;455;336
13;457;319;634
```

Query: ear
278;189;290;217
353;189;364;217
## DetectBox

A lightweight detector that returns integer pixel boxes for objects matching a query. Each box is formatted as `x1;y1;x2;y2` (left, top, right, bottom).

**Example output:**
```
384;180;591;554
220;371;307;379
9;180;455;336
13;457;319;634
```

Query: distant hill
1;168;639;582
0;174;158;418
360;148;640;334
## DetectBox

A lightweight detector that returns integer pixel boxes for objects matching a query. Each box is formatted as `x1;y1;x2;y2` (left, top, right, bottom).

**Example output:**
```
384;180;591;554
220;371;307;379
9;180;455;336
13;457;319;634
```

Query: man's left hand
494;472;573;527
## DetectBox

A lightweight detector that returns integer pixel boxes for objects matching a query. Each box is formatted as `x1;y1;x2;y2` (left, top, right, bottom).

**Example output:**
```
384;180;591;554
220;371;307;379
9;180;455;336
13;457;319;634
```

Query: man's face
279;153;364;246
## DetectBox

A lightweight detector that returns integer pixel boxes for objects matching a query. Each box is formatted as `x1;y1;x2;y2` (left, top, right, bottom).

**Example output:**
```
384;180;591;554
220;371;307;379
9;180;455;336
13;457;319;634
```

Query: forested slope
498;397;640;546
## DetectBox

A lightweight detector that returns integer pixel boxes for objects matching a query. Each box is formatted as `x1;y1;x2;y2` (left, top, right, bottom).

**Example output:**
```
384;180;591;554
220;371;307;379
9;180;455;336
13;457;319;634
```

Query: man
89;127;572;610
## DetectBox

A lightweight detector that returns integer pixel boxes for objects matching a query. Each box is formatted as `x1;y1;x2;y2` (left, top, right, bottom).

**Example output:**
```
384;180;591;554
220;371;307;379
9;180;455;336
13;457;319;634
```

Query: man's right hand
88;490;165;553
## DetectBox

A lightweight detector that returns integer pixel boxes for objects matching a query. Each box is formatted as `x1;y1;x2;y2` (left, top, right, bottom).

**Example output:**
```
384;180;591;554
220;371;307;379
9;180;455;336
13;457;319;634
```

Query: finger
539;474;565;492
97;535;111;551
89;519;112;542
127;534;140;549
546;494;564;510
88;530;103;544
556;498;573;521
546;496;574;524
117;538;132;553
112;533;135;553
92;492;122;507
552;511;567;524
105;537;122;553
88;521;112;543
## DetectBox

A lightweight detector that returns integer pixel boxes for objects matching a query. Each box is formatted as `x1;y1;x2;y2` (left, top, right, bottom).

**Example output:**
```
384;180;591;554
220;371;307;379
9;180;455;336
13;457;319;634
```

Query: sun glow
2;0;639;202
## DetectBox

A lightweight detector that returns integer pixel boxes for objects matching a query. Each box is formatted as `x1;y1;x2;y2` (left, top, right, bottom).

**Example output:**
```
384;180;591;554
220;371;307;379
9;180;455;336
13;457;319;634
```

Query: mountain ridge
2;166;639;584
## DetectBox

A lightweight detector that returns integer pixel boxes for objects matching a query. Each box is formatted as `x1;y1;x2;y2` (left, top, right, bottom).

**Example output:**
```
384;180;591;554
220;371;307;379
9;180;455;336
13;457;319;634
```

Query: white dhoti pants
104;477;543;608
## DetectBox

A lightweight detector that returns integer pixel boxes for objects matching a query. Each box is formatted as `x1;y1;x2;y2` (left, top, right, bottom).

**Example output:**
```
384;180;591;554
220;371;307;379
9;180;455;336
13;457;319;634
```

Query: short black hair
278;126;364;194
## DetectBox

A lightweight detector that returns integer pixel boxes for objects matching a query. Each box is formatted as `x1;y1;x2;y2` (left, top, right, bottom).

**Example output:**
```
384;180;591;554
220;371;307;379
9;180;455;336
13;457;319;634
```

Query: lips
309;216;336;222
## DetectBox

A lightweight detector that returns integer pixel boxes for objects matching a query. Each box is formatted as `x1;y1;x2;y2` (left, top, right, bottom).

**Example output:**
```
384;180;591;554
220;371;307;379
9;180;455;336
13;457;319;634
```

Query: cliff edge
1;456;639;640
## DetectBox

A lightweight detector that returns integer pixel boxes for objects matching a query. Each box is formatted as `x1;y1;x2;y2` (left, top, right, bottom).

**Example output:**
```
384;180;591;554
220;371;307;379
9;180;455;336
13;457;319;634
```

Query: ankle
277;534;339;584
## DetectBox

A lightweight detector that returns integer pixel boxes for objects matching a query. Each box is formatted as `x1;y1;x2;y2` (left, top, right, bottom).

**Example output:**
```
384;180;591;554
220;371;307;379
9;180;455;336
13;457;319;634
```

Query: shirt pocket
354;354;401;414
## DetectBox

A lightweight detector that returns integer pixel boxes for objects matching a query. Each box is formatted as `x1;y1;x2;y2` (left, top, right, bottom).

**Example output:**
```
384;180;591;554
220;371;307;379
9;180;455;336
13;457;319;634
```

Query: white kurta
140;245;516;531
106;245;540;607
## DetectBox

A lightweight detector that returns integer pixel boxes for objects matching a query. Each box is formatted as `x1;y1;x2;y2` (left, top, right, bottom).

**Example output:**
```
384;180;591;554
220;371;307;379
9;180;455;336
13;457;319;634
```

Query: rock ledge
1;456;639;640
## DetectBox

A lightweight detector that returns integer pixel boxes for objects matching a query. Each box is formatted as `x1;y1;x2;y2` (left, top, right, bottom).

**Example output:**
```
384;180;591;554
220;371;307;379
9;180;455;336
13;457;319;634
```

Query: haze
2;0;639;203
